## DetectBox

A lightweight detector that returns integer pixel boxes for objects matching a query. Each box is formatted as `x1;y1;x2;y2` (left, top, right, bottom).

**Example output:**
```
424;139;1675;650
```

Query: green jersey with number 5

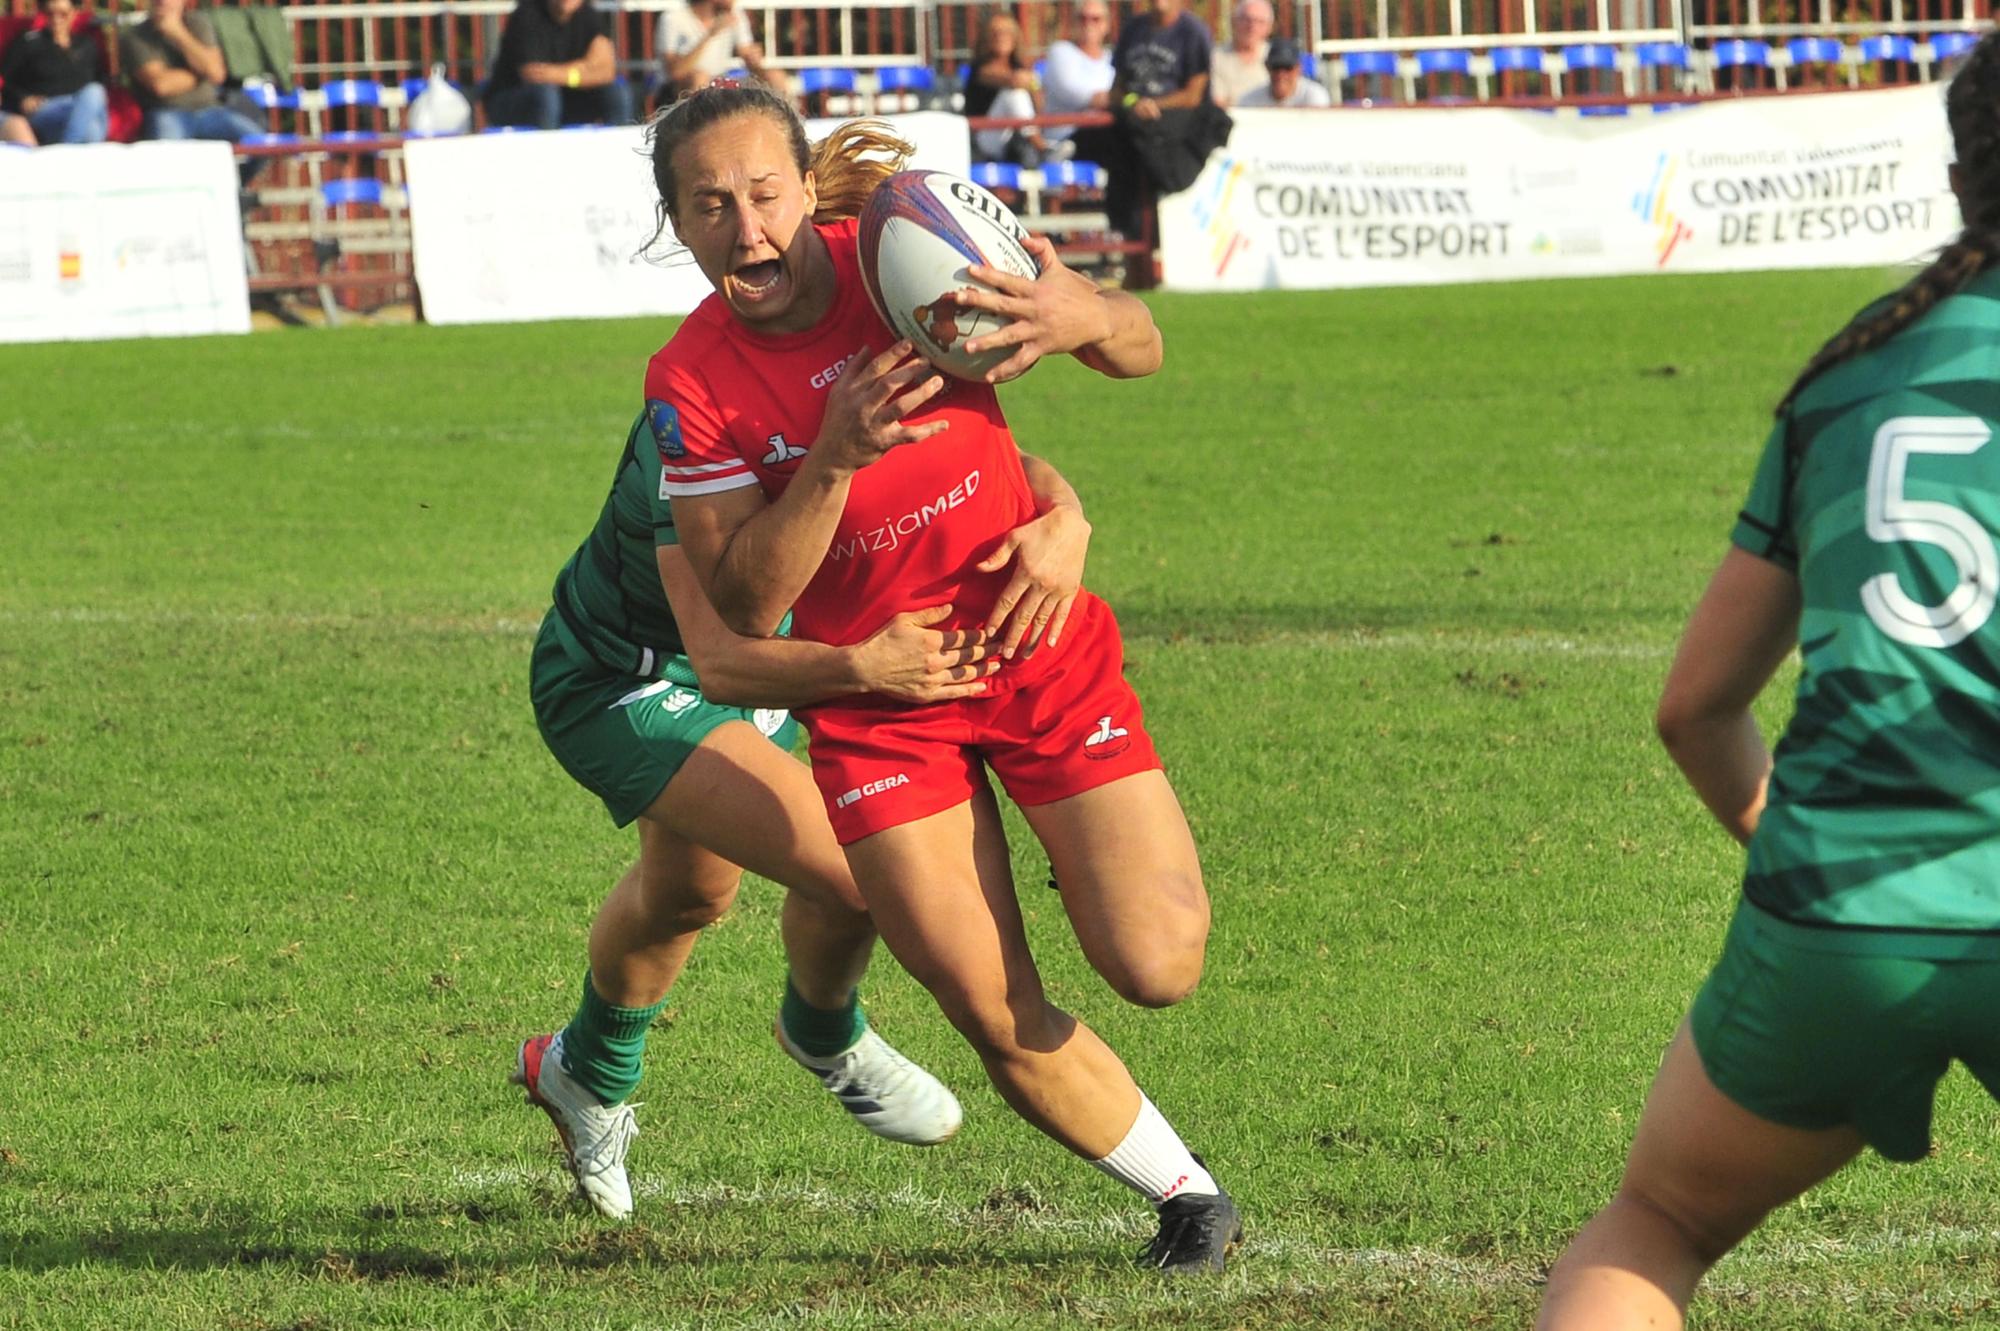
1732;275;2000;953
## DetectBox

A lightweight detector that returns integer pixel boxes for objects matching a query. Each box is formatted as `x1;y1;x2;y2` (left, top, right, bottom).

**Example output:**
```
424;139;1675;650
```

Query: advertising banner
1159;86;1957;290
405;111;972;325
0;141;250;343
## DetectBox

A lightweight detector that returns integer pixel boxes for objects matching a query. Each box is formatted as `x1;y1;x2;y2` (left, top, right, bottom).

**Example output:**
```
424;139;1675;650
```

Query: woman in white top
654;0;785;105
1041;0;1115;144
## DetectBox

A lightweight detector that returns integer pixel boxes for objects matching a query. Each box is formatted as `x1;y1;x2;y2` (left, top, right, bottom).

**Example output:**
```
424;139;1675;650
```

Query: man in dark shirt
119;0;260;145
1087;0;1227;240
485;0;633;129
0;0;109;144
1112;0;1212;113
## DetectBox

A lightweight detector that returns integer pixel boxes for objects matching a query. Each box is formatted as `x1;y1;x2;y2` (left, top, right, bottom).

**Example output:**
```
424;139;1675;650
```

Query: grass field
10;268;2000;1330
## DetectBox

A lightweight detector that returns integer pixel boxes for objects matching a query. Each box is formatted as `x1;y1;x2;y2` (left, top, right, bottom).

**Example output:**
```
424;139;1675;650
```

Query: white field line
448;1167;2000;1296
5;607;1676;659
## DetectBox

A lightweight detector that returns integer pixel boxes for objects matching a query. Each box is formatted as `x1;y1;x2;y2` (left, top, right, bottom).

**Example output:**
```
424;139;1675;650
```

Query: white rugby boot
776;1021;963;1146
512;1031;639;1220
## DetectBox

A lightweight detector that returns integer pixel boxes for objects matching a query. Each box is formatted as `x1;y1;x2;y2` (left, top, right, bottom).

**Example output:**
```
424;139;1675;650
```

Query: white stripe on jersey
662;473;763;498
663;458;754;477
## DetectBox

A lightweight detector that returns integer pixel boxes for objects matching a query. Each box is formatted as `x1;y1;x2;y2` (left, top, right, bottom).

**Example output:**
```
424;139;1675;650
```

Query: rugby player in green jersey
513;410;1093;1220
1541;33;2000;1329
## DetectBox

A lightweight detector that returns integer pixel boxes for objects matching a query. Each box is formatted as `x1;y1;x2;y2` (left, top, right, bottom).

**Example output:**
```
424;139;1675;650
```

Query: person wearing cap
1236;37;1329;107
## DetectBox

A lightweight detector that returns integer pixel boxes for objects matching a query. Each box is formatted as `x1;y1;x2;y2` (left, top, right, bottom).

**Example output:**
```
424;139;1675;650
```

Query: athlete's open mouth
733;260;783;294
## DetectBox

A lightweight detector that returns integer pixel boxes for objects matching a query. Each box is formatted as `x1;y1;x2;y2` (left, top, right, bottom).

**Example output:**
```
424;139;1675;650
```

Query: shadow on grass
7;1198;1124;1281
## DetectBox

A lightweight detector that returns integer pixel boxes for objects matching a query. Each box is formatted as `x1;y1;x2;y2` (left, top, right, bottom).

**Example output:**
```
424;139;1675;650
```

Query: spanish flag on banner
58;250;81;281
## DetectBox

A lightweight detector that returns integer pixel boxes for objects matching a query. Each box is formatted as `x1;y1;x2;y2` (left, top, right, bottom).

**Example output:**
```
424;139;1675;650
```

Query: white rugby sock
1090;1095;1219;1205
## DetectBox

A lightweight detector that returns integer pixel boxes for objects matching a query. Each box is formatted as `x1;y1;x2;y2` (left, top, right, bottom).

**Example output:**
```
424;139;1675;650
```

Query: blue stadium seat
1577;104;1630;116
1858;33;1915;64
322;79;384;109
1341;50;1400;81
798;67;859;96
1635;42;1690;70
876;65;936;94
240;132;301;147
1042;159;1107;191
1929;31;1980;62
1711;39;1772;71
1489;46;1545;74
1785;37;1845;66
400;77;429;104
970;161;1022;192
1561;43;1619;71
240;79;300;110
1416;48;1472;78
875;64;935;110
322;177;384;209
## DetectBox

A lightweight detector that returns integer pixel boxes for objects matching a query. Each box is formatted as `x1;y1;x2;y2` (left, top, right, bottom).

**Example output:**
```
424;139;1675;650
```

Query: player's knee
1102;884;1208;1008
925;979;1055;1058
1616;1182;1743;1268
1106;944;1205;1008
643;868;741;932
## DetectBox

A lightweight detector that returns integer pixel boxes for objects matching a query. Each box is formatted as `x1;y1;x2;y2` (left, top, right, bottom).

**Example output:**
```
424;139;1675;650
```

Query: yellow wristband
566;66;581;88
1122;91;1139;107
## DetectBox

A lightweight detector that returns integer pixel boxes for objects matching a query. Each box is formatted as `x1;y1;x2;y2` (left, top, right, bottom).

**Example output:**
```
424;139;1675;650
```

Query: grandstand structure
2;0;1987;313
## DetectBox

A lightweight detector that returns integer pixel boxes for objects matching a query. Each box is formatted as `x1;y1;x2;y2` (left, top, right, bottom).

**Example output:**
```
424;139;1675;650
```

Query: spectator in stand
1;111;35;145
965;12;1066;166
485;0;633;130
654;0;785;108
1;0;109;145
1207;0;1271;107
1236;37;1329;107
121;0;260;146
1041;0;1114;148
1092;0;1227;238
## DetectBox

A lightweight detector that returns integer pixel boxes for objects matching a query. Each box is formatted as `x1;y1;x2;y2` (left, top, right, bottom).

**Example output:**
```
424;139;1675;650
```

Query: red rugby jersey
646;218;1071;689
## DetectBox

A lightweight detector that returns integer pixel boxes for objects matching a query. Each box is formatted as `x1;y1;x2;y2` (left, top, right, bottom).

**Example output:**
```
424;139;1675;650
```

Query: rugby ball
857;170;1042;381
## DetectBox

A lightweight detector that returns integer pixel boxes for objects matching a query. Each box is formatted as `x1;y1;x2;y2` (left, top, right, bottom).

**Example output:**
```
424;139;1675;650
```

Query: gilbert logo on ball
858;170;1042;381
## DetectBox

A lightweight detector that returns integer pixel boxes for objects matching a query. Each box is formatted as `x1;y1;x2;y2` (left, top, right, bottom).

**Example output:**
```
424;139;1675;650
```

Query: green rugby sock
779;976;866;1058
558;971;664;1105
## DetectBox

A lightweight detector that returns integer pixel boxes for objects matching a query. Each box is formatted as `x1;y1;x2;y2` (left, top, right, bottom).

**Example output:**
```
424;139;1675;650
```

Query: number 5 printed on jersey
1863;415;1998;649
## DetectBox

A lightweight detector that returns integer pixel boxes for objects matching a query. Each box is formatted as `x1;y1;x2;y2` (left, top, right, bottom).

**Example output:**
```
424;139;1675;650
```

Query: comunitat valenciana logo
1632;151;1693;268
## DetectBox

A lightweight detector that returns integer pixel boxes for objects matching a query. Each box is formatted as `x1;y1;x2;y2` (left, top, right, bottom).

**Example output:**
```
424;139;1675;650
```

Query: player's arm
1655;545;1802;845
977;450;1091;658
957;233;1163;383
1155;70;1208;110
527;33;616;86
660;546;998;706
671;342;947;636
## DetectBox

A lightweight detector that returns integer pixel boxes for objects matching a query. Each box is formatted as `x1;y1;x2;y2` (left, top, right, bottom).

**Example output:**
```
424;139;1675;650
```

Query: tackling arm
660;546;999;707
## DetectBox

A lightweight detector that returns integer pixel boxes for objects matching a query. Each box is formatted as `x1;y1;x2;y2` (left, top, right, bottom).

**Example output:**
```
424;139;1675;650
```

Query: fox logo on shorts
1083;715;1130;760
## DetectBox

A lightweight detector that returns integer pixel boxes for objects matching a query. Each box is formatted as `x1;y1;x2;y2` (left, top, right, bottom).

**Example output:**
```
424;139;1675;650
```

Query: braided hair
645;83;912;249
1777;29;2000;415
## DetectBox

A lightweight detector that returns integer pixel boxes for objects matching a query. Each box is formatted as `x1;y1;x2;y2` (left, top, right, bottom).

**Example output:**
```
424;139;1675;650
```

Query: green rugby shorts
1691;900;2000;1162
530;609;799;827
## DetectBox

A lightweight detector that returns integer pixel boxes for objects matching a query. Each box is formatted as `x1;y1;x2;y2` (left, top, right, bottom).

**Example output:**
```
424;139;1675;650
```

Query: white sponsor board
0;142;250;343
405;112;971;325
1160;86;1957;290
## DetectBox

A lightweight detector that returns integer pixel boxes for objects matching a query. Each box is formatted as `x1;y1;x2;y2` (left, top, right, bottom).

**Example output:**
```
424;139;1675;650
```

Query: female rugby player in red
642;87;1239;1273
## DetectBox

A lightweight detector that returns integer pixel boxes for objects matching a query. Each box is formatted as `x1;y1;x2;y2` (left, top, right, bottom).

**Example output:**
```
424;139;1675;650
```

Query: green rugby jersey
1732;269;2000;952
552;406;796;686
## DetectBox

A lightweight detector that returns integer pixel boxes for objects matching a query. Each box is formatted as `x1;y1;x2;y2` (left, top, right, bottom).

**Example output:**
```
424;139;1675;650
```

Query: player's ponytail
1777;31;2000;417
809;120;914;223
